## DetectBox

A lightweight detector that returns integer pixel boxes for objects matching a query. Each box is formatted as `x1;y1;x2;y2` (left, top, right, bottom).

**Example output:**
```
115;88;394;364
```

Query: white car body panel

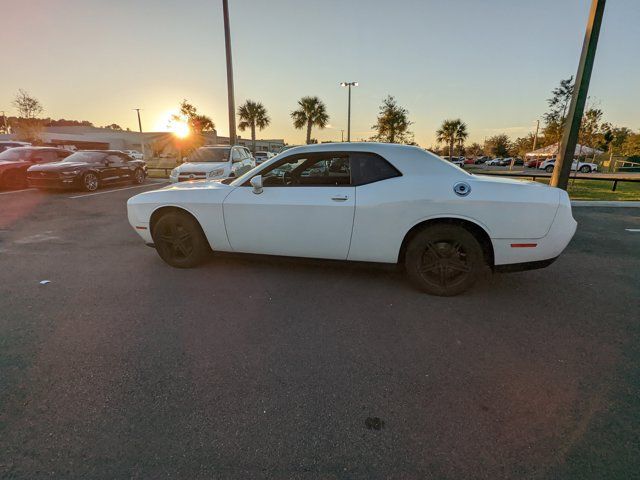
128;143;577;267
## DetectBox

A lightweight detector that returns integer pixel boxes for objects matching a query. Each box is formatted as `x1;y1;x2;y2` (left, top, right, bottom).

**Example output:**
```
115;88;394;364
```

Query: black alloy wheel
405;225;485;296
83;172;99;192
545;165;554;173
152;212;209;268
133;168;145;184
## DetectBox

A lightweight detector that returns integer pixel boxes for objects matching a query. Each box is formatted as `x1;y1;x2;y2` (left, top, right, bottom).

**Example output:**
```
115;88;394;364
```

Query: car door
116;153;135;181
223;152;355;260
100;154;122;183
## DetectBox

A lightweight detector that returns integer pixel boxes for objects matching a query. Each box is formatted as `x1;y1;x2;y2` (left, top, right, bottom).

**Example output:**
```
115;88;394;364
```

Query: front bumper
28;175;80;189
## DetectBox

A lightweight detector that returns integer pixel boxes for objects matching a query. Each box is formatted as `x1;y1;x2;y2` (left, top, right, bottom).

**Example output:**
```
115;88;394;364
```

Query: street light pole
133;108;146;159
550;0;606;190
340;82;358;142
222;0;237;145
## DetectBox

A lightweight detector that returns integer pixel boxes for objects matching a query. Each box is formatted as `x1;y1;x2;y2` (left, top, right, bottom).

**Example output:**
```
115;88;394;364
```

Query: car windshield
0;148;32;161
187;148;230;163
62;151;107;163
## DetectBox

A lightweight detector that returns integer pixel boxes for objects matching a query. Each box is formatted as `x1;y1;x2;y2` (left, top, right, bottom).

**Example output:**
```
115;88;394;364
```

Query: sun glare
171;120;190;138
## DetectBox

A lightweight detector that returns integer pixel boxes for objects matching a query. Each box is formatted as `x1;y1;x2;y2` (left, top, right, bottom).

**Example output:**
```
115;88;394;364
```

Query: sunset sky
1;0;639;146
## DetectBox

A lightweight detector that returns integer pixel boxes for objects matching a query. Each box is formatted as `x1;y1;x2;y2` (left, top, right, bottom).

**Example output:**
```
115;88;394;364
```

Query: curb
571;201;640;207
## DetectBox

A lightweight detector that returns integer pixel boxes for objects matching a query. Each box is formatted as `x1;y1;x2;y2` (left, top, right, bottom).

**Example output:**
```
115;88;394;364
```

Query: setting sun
171;120;190;138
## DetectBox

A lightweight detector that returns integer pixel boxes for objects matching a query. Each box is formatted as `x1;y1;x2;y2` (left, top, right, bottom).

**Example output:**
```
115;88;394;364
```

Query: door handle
331;195;349;201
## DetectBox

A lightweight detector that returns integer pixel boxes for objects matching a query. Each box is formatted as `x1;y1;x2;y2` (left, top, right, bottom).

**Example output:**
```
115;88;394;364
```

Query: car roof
268;142;467;177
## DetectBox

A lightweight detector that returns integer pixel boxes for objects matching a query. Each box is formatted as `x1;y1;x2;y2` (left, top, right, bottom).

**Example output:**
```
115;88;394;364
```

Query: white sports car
127;143;577;296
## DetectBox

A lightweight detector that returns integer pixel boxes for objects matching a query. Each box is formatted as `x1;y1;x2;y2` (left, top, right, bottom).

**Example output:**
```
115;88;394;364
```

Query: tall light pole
222;0;237;145
133;108;146;159
340;81;358;142
551;0;606;190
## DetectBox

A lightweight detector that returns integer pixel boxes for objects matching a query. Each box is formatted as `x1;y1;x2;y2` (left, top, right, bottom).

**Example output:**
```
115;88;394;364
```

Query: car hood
175;162;228;173
29;161;88;171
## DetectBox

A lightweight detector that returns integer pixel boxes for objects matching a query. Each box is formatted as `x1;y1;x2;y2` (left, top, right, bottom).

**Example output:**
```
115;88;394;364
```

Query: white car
485;158;503;166
128;143;577;296
123;150;144;160
254;151;274;164
539;158;598;173
169;145;255;183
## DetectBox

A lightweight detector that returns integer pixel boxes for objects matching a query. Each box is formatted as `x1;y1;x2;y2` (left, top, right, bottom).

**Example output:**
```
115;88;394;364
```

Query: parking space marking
0;188;37;195
69;182;168;199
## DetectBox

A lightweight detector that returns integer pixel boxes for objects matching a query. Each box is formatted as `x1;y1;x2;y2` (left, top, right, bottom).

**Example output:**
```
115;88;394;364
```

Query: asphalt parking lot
1;182;639;479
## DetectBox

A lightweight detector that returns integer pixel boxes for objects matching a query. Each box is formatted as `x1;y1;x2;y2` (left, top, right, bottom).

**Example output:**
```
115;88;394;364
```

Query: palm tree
237;100;270;153
436;119;459;159
291;96;329;144
454;121;468;156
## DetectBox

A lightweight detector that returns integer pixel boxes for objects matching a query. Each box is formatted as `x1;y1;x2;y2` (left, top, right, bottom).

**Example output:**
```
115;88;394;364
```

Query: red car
525;158;548;168
0;147;72;188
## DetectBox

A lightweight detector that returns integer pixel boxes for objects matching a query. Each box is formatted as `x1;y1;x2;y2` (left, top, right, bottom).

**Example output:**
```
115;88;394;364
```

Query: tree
12;90;44;143
621;132;640;157
172;100;215;135
601;124;632;171
237;100;270;153
103;123;123;130
436;119;464;158
484;134;512;158
13;89;43;119
455;121;468;155
466;142;484;157
291;96;329;144
511;133;536;158
371;96;413;144
542;77;574;149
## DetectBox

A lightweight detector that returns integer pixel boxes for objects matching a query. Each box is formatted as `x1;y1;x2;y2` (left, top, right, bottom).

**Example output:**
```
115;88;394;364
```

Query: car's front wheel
152;211;210;268
133;168;145;184
405;224;485;296
545;165;554;173
82;172;99;191
579;165;591;173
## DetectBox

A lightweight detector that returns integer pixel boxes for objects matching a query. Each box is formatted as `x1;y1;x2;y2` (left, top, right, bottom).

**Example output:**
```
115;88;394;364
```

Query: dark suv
0;147;71;188
27;150;147;192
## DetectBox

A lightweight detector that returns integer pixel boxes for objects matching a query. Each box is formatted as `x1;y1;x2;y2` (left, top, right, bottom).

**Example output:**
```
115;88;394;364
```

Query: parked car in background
525;157;550;168
0;141;31;152
169;145;255;183
123;149;144;160
474;156;490;164
443;156;465;168
539;158;598;173
498;157;524;167
254;151;274;164
128;143;577;296
464;157;476;165
27;150;147;191
0;147;71;188
485;158;503;166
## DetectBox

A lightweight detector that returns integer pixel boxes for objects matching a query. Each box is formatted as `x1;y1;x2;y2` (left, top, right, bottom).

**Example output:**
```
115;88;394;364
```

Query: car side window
33;151;58;163
259;153;351;187
244;148;252;158
105;154;122;164
350;152;401;186
57;150;71;160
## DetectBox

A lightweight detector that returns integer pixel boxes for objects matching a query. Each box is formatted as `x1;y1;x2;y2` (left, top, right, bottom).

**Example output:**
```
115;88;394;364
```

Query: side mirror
250;175;263;194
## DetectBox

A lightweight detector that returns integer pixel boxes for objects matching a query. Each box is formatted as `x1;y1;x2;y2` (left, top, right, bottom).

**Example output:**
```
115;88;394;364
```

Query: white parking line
626;229;640;233
68;182;167;199
0;188;36;195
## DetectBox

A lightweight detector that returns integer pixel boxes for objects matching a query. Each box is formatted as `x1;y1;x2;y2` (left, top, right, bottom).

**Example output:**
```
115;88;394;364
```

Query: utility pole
340;82;358;142
551;0;606;190
133;108;146;159
222;0;237;145
340;129;344;142
532;119;540;152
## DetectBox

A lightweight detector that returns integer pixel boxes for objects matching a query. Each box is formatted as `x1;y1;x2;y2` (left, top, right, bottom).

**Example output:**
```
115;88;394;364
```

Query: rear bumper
494;256;558;273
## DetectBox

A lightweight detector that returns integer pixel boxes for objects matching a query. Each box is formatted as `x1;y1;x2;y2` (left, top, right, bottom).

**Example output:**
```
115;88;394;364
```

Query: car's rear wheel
579;165;591;173
405;225;485;296
152;212;209;268
133;168;145;184
82;172;99;191
545;165;554;173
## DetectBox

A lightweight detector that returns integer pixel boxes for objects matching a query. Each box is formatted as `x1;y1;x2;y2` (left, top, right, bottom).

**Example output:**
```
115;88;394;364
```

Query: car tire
152;211;210;268
405;224;485;296
133;168;145;184
82;172;99;192
579;165;591;173
545;165;554;173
